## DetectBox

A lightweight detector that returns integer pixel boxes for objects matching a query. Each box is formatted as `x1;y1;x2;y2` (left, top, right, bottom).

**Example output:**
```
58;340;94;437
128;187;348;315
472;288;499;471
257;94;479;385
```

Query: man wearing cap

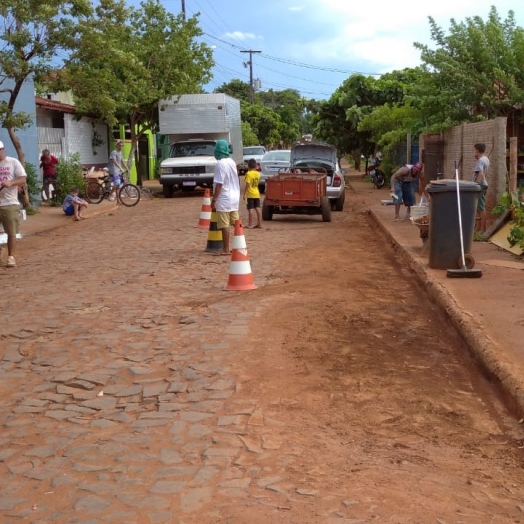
390;162;425;221
107;140;128;201
211;140;240;255
0;141;27;267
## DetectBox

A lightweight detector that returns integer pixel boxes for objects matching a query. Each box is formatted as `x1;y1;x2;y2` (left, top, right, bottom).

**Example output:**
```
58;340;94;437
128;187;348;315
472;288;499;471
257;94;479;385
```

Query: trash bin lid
427;179;482;193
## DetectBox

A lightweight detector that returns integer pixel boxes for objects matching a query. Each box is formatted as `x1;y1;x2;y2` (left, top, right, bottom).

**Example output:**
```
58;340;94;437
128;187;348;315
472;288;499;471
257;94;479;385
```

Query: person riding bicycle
107;140;128;201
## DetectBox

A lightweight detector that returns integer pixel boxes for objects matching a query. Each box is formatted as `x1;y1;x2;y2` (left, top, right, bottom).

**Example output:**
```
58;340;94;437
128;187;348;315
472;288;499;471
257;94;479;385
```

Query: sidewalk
19;178;162;237
350;175;524;416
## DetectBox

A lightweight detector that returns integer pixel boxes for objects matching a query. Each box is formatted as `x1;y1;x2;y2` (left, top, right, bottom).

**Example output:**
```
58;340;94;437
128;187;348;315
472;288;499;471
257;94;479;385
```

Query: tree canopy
49;0;213;177
214;80;305;147
413;7;524;130
0;0;92;162
310;7;524;163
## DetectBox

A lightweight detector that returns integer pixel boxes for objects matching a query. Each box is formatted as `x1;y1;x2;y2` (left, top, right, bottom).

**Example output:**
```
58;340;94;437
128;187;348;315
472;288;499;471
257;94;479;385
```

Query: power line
212;62;332;97
191;0;233;38
202;37;340;88
255;61;341;88
203;31;382;76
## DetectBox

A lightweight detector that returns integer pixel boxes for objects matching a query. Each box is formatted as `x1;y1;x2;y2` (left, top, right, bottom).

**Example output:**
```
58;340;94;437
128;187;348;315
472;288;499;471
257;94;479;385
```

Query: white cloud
275;0;523;72
224;31;260;41
206;0;524;99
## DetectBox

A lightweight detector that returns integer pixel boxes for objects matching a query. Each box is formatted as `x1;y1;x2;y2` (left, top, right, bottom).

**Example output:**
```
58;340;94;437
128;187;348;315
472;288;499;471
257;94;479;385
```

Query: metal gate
38;128;65;159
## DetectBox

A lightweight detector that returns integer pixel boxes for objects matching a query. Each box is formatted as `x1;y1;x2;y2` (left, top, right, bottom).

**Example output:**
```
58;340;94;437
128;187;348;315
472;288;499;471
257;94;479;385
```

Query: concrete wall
422;117;507;213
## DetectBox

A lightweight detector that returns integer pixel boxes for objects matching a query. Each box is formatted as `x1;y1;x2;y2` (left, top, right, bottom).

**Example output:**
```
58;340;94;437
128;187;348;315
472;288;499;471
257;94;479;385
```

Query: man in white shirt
0;141;27;268
472;142;490;233
211;140;240;255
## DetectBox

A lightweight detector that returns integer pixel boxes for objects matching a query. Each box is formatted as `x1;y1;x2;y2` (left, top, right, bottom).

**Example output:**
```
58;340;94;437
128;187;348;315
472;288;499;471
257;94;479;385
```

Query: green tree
213;81;306;146
213;79;250;103
357;69;426;157
241;121;259;147
312;70;420;161
413;7;524;130
311;75;377;160
0;0;92;163
51;0;213;184
241;102;282;146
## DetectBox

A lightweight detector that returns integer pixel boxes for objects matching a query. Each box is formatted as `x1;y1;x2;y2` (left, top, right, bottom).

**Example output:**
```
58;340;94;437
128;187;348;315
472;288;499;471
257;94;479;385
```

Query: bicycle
84;171;141;207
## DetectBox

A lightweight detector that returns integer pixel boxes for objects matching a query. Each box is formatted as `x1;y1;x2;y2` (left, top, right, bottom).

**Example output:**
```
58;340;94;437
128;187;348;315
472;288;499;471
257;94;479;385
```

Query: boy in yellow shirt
243;158;262;228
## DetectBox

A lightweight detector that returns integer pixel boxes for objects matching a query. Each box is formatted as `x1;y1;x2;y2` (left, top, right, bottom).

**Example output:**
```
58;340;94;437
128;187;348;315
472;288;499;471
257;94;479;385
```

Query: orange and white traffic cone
204;211;223;253
224;220;257;291
198;189;212;229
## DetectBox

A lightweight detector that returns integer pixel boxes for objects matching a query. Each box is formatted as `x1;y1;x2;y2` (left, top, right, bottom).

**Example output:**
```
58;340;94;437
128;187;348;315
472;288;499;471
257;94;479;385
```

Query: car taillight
333;174;341;187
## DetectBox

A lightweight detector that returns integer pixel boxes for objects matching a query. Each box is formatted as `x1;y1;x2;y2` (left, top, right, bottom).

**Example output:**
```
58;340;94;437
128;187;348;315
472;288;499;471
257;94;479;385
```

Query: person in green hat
211;140;240;255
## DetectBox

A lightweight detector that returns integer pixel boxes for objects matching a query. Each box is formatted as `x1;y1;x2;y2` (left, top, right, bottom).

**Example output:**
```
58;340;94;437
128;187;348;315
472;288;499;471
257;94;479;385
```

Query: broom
446;160;483;278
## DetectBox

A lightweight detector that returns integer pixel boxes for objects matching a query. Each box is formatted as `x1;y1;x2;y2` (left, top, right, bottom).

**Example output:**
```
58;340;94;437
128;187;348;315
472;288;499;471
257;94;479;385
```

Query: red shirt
41;155;58;178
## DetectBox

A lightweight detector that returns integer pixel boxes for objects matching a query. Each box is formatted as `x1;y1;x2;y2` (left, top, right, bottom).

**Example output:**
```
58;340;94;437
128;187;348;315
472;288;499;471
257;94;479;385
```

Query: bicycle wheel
85;181;105;204
118;183;141;207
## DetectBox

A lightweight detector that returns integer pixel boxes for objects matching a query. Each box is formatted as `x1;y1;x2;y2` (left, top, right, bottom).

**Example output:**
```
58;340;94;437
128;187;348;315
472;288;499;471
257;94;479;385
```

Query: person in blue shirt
62;187;88;221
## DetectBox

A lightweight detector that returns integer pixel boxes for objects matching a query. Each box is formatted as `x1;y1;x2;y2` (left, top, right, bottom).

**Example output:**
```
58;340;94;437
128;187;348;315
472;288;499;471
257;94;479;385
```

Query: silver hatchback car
259;150;291;192
289;142;346;211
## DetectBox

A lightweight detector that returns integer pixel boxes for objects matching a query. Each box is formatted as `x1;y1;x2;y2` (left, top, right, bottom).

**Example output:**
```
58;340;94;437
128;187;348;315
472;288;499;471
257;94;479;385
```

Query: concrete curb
367;206;524;418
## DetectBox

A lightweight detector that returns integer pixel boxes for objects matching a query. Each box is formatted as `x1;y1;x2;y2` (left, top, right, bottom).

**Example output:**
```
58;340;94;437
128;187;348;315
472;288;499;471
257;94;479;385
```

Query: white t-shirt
108;149;124;175
473;156;489;187
0;156;27;207
213;158;240;212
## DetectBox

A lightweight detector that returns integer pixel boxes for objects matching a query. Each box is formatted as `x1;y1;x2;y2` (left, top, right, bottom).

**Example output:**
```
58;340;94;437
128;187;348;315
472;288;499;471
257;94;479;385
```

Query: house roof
35;96;76;114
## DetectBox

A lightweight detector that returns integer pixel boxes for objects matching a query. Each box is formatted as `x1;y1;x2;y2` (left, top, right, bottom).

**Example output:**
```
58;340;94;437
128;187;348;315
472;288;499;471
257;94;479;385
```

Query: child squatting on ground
243;158;263;229
62;188;88;221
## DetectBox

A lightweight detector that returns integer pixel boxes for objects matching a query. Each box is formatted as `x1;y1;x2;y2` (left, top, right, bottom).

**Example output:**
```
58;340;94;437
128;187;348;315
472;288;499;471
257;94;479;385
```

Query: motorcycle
367;155;385;189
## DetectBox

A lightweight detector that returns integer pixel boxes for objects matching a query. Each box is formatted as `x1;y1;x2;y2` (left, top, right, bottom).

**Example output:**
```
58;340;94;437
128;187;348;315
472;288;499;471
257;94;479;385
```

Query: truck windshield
169;142;215;157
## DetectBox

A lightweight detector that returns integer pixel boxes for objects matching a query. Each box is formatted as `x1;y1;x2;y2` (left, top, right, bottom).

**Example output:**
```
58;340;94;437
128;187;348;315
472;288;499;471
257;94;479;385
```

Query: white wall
64;115;108;166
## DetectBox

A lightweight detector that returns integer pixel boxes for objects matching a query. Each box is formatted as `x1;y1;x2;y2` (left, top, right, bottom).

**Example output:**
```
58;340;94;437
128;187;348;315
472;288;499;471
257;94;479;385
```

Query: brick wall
421;117;506;213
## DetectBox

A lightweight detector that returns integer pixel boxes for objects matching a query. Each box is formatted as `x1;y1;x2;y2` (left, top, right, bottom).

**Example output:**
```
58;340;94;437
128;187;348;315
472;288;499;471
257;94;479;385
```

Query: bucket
411;203;429;217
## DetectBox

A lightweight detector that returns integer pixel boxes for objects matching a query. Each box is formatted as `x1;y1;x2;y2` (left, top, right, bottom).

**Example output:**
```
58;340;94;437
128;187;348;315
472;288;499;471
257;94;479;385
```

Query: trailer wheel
163;184;174;198
262;199;273;221
335;191;345;211
321;196;332;222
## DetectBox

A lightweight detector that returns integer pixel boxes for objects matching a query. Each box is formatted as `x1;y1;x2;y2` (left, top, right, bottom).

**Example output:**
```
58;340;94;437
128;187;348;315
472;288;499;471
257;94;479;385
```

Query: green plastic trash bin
427;179;482;269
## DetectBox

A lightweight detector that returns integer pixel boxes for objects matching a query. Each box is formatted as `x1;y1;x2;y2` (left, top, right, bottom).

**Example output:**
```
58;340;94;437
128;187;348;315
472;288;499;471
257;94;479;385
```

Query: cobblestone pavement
0;196;316;523
2;191;524;524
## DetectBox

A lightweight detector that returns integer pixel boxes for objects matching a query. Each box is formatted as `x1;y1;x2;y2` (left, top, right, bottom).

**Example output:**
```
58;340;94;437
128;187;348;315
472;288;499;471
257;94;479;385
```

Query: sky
154;0;523;101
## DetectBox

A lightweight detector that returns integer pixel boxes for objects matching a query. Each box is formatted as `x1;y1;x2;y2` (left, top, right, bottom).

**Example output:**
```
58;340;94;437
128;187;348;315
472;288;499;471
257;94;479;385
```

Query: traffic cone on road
204;211;223;253
198;189;212;229
224;220;257;291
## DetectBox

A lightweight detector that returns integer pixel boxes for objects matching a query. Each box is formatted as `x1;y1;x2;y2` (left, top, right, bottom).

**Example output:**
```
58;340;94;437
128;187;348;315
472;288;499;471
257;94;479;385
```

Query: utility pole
241;50;261;103
181;0;185;20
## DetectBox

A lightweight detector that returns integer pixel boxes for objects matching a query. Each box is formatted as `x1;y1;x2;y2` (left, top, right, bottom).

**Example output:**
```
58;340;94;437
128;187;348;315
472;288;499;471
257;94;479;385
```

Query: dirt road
1;181;523;523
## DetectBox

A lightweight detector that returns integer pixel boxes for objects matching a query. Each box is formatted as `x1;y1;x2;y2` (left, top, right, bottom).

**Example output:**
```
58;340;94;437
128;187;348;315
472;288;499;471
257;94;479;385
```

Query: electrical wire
191;0;234;38
202;38;341;90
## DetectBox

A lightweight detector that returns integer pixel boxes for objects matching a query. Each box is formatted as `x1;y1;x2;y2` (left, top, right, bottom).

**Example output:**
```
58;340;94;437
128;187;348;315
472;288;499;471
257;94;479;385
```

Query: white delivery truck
158;93;243;198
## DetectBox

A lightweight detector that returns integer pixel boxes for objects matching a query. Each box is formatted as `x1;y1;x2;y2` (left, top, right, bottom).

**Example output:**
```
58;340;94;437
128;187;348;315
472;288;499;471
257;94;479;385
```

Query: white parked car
259;150;291;193
237;146;267;177
242;146;266;164
289;142;346;211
